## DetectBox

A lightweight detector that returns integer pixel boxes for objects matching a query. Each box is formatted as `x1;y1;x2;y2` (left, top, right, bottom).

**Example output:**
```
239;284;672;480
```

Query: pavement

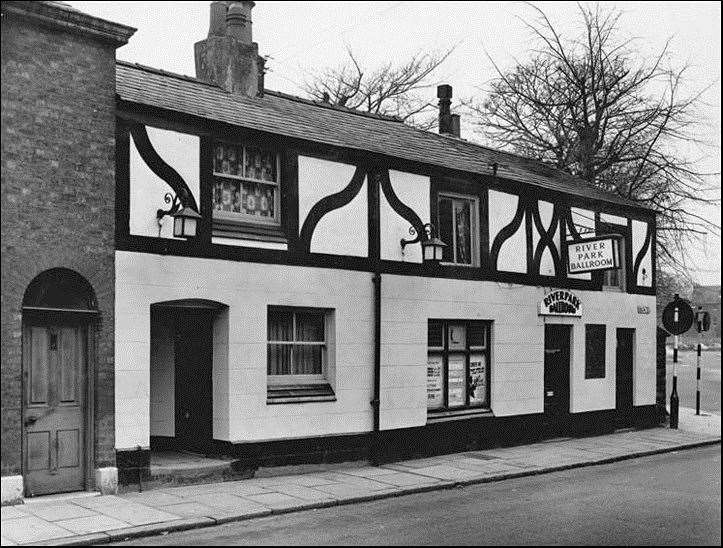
114;444;722;546
2;406;719;547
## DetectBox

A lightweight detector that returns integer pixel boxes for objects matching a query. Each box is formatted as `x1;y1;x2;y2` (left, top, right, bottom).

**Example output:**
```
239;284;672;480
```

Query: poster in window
469;353;487;406
448;324;466;351
427;353;444;410
447;355;466;407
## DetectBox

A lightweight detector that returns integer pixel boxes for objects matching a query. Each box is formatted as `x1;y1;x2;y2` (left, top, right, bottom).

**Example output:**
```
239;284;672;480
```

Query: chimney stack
194;1;265;96
437;84;460;138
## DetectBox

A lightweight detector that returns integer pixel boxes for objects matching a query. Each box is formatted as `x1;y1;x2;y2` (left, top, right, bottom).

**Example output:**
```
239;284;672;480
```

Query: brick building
1;1;134;503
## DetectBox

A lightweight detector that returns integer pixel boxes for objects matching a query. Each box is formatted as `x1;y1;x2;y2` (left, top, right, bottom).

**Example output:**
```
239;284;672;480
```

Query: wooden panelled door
24;323;86;496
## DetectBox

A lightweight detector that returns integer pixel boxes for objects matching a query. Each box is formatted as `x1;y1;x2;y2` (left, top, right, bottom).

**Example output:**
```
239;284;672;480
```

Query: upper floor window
437;193;480;266
598;224;626;291
212;141;281;232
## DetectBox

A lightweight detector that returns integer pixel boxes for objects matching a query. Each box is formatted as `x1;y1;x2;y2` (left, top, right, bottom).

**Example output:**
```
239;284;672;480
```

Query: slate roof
116;61;651;211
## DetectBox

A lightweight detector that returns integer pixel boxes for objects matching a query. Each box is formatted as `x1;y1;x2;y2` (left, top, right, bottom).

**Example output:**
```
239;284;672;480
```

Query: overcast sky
70;1;721;285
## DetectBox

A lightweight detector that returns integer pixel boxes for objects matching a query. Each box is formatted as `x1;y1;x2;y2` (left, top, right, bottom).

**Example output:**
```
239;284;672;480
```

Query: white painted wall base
94;467;118;495
1;475;24;506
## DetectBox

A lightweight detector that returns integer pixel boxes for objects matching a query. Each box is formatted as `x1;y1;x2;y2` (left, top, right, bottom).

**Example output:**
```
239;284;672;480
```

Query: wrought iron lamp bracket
400;222;434;250
157;192;182;223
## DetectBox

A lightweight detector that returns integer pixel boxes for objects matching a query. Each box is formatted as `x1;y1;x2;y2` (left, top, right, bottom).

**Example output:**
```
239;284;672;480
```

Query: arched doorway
150;299;228;453
22;269;97;496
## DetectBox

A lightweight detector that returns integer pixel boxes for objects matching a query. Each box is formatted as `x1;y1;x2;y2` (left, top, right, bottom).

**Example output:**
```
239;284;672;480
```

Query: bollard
136;445;144;492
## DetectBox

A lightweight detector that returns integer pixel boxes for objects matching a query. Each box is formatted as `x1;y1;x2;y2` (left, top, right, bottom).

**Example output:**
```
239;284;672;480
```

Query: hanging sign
539;290;582;316
567;235;622;274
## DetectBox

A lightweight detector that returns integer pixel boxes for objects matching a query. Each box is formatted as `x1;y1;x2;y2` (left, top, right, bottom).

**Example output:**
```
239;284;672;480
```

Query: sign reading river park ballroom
567;235;622;274
539;290;582;317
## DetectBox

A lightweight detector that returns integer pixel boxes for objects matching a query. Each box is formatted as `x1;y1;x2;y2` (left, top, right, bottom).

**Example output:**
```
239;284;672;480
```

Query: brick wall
1;14;119;476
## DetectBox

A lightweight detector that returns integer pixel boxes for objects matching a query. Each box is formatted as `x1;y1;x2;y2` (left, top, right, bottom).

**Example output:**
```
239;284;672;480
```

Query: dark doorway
616;328;635;427
544;324;572;434
174;309;214;451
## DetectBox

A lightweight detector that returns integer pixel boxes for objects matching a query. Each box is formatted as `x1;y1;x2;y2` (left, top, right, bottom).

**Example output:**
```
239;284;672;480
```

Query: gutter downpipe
371;270;382;465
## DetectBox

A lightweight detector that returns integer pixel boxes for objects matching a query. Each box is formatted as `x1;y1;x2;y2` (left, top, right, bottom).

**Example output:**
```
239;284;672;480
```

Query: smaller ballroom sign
539;290;582;316
567;235;621;274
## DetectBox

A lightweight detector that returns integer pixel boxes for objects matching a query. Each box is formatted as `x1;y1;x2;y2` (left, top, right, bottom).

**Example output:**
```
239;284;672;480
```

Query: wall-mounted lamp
400;223;447;264
157;190;201;239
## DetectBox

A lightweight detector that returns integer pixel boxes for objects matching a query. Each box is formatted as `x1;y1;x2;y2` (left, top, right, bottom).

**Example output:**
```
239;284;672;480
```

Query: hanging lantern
172;206;202;238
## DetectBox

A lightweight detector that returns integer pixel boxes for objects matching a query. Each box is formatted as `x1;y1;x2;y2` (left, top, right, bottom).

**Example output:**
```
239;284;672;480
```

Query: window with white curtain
267;307;327;384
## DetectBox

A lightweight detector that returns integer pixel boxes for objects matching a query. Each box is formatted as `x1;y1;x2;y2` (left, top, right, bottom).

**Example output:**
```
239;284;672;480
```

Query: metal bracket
400;223;434;251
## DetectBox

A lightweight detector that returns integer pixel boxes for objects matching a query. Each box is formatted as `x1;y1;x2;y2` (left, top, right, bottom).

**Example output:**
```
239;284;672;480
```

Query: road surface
115;445;721;546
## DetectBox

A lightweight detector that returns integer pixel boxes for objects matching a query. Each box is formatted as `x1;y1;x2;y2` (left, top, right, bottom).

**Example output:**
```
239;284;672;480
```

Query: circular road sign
662;299;695;335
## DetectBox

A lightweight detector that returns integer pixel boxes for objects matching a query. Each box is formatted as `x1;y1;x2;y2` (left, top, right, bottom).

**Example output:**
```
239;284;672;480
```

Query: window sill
213;219;287;243
267;383;335;405
426;407;493;423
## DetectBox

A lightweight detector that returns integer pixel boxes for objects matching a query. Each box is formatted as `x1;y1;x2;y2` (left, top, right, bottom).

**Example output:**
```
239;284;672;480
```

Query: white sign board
567;236;621;274
539;290;582;317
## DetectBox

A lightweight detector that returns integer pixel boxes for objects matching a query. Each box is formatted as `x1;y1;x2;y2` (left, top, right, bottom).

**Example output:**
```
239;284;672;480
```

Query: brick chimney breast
194;1;264;96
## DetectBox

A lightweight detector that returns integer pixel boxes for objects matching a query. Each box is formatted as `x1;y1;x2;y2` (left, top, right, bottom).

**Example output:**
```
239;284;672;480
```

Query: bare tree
464;3;720;274
303;46;454;130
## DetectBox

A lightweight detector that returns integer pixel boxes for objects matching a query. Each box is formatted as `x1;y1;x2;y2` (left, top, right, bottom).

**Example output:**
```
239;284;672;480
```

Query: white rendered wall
115;251;374;449
149;314;174;437
116;252;657;448
631;220;653;287
380;276;657;428
129;127;200;239
489;190;527;273
380;170;430;263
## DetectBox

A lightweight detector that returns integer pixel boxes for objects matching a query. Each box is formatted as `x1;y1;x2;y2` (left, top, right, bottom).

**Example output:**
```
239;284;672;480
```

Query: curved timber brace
298;165;367;253
129;124;200;213
530;201;562;276
378;169;426;246
632;221;654;286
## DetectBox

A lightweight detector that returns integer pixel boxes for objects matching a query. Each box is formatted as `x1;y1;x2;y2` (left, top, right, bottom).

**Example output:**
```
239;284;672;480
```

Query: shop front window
427;320;491;412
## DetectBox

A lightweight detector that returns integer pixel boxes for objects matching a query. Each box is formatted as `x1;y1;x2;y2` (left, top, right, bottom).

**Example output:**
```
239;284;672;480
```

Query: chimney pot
208;1;229;36
437;84;453;99
195;0;263;95
226;1;253;42
438;84;459;136
449;114;461;138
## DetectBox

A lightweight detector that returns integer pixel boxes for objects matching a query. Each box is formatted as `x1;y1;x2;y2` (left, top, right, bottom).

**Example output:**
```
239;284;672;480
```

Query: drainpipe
370;271;382;465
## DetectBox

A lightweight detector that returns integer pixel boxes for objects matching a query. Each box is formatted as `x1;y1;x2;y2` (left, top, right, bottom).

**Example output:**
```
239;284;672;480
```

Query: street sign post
662;295;694;429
